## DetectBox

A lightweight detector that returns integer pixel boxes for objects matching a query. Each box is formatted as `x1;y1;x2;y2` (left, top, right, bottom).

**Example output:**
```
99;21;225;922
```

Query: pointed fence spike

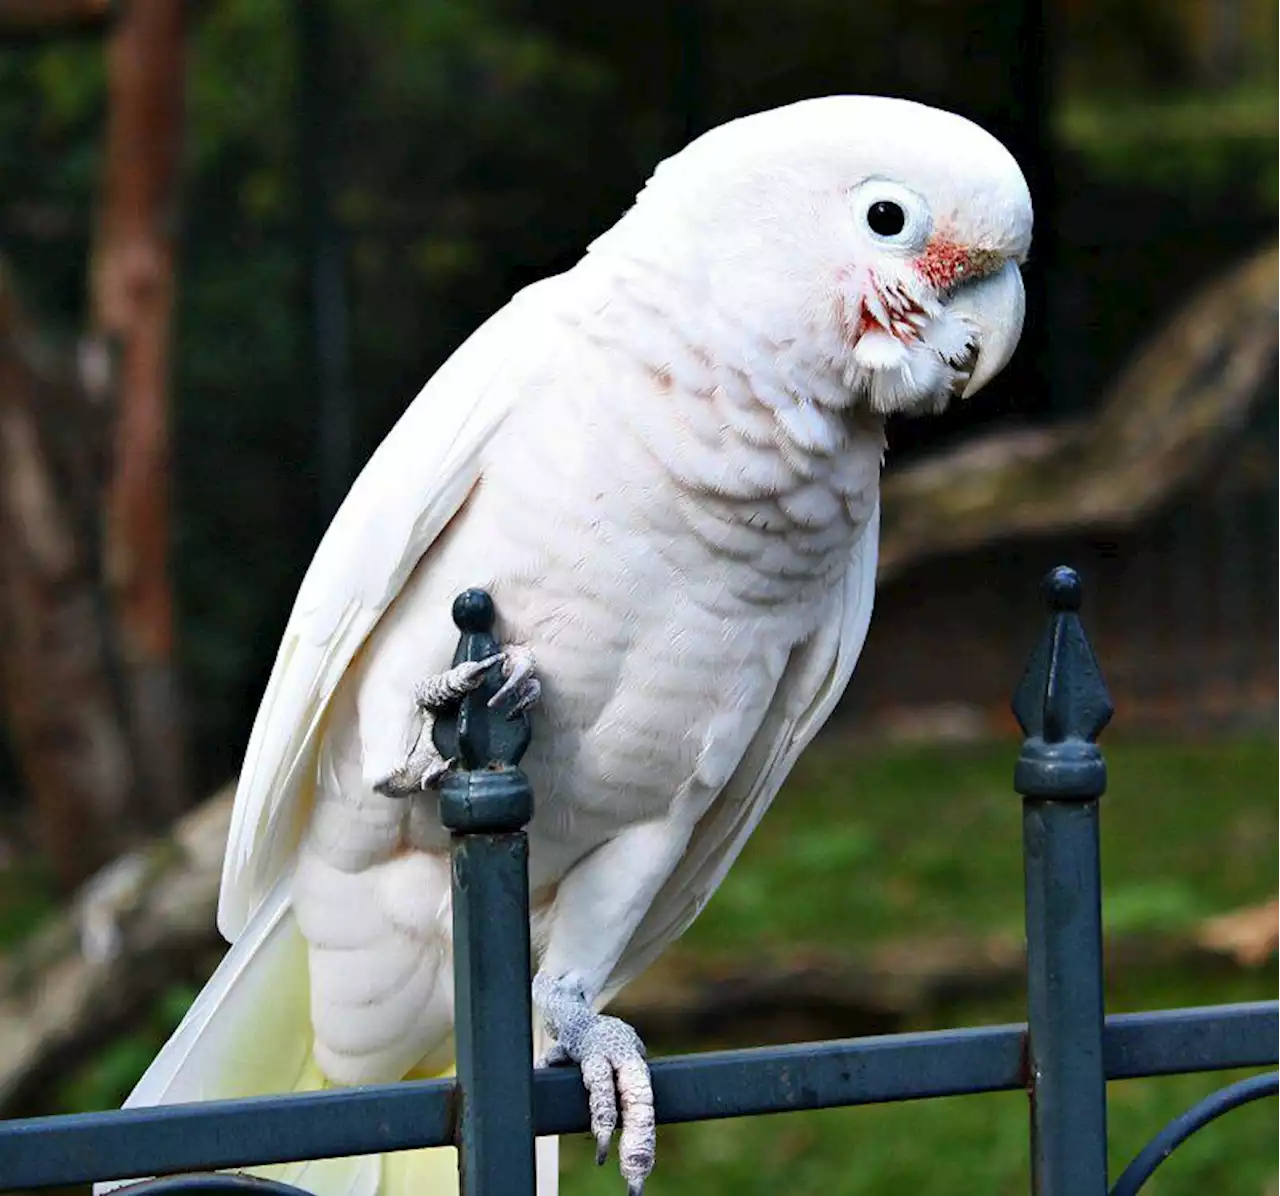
434;588;533;834
1012;567;1114;801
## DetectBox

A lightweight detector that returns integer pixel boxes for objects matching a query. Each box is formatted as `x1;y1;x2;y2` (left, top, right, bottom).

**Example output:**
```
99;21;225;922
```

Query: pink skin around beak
843;235;1006;349
838;234;1024;402
914;235;1004;293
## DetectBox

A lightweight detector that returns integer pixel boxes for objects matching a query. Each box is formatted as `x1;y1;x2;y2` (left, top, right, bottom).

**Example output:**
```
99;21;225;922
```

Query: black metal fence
0;567;1275;1195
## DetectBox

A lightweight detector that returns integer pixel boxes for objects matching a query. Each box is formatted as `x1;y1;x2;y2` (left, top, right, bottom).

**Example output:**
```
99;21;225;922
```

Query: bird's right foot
534;972;655;1195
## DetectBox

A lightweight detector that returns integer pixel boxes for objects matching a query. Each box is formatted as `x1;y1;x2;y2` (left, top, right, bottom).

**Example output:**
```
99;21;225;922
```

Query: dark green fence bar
1013;567;1114;1195
433;590;539;1196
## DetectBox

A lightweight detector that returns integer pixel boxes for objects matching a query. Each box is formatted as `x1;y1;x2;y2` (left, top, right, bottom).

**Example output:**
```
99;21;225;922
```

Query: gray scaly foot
534;972;655;1195
374;646;540;795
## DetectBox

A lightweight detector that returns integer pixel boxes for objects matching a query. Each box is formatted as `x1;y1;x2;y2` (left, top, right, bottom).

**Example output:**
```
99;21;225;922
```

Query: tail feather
267;1153;381;1196
126;879;310;1109
100;882;557;1196
239;1055;383;1196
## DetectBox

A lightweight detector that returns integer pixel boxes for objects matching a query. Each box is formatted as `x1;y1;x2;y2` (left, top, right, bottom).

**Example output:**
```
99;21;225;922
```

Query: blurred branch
879;241;1279;582
0;785;231;1114
92;0;188;820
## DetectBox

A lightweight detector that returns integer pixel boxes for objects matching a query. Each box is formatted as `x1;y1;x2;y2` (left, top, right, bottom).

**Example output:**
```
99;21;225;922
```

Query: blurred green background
0;2;1275;1194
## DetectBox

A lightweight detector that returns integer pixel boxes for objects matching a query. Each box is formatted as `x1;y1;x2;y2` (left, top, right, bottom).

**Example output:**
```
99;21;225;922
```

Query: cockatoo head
593;95;1033;414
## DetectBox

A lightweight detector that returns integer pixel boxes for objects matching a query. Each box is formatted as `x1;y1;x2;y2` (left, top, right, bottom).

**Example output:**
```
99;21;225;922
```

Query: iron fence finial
433;587;534;834
1012;565;1114;801
433;588;539;1193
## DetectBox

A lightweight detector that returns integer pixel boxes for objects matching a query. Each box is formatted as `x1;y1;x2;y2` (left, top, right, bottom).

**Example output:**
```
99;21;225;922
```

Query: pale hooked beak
950;258;1026;398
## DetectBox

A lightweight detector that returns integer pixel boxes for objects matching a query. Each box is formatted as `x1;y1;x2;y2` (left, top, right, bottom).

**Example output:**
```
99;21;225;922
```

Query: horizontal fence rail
1;1004;1275;1190
0;567;1275;1196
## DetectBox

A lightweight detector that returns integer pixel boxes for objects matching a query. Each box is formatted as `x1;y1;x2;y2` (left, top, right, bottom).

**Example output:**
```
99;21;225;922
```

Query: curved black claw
488;644;541;719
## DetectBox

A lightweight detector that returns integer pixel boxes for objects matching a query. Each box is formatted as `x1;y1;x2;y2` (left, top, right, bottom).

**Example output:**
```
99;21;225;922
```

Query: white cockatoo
110;95;1031;1196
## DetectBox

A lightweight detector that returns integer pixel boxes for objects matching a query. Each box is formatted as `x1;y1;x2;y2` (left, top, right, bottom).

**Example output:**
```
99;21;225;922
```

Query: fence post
1012;566;1114;1196
434;589;537;1196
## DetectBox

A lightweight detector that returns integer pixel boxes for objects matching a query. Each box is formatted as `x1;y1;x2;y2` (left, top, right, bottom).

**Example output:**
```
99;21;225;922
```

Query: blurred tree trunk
0;278;139;888
0;0;188;890
90;0;187;825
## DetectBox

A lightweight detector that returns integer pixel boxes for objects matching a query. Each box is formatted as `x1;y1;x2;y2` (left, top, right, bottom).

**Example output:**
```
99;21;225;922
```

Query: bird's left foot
373;645;540;796
534;972;654;1195
409;643;542;719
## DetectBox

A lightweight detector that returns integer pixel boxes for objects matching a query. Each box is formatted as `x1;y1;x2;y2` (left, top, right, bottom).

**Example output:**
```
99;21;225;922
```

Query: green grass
679;738;1278;961
558;736;1279;1196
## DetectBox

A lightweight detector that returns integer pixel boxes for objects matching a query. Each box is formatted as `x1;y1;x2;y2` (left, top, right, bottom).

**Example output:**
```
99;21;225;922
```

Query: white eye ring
850;180;931;250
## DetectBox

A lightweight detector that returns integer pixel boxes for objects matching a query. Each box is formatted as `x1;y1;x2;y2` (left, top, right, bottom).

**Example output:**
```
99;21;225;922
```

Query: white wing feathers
218;287;557;940
606;501;879;999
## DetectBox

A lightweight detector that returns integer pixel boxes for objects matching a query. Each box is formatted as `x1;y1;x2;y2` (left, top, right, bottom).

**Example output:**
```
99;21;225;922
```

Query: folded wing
218;283;562;939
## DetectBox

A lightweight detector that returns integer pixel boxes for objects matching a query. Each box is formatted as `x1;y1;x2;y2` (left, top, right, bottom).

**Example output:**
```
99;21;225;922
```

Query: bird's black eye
867;200;906;237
